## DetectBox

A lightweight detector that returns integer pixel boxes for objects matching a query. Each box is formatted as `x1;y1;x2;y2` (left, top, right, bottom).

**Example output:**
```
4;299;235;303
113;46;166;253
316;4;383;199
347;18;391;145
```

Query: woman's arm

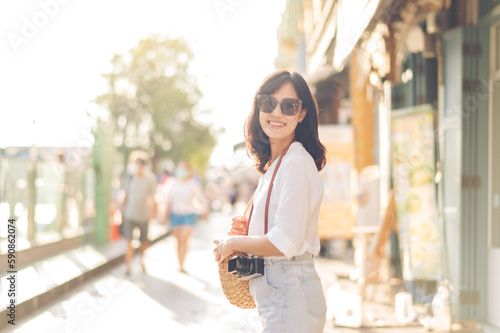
213;235;283;263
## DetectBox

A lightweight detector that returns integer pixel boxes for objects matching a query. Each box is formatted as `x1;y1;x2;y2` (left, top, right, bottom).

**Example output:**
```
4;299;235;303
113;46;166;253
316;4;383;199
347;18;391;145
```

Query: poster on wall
391;104;442;280
318;125;356;239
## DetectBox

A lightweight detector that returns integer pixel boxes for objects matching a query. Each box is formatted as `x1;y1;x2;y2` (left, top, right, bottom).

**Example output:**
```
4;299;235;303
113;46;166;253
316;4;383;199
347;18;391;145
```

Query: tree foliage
96;34;217;172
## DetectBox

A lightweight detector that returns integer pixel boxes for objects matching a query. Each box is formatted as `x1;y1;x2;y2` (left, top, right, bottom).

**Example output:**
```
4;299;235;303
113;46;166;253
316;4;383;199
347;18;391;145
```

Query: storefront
350;1;500;328
438;2;500;329
479;2;500;329
275;0;500;329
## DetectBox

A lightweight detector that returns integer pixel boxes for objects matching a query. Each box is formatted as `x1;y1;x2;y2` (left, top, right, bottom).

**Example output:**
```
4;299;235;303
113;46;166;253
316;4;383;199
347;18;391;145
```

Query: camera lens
228;256;253;276
236;258;253;276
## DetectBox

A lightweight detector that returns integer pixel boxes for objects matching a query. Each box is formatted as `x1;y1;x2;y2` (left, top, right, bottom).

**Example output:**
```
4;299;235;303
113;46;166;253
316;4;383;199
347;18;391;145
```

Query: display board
391;105;442;280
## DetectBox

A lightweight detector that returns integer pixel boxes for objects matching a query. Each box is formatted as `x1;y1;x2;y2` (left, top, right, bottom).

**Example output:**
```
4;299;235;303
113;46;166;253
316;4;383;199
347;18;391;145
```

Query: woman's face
258;82;306;144
175;161;191;180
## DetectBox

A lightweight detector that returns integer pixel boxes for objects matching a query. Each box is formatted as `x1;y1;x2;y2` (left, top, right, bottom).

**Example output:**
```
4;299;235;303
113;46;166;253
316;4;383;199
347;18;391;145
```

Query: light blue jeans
249;254;326;332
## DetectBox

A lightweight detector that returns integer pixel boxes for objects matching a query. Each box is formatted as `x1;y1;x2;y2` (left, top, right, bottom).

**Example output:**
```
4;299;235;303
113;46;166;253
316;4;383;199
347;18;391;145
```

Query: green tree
96;34;217;173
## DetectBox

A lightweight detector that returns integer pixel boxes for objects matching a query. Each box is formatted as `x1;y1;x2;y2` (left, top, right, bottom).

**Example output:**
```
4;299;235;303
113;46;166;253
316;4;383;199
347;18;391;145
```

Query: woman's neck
269;136;295;162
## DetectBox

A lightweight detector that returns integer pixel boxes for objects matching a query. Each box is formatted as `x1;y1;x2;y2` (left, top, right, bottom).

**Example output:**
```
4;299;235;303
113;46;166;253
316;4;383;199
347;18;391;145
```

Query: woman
164;161;208;273
213;70;327;332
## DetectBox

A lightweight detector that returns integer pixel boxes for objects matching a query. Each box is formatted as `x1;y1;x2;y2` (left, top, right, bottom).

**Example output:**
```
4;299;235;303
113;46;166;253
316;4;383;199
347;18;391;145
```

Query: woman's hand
228;215;248;236
213;238;234;263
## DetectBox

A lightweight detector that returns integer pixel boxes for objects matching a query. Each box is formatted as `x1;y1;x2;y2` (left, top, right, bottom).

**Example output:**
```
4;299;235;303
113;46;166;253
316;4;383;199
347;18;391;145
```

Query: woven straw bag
218;257;255;308
217;141;294;309
217;199;256;309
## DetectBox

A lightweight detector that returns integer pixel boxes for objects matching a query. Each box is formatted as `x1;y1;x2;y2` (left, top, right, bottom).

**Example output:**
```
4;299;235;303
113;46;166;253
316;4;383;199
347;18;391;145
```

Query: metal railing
0;156;95;254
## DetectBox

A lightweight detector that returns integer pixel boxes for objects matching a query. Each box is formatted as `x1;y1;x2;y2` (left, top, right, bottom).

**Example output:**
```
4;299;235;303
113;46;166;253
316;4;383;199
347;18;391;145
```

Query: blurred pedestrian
159;169;171;185
164;161;209;273
227;183;238;211
213;70;327;332
122;152;158;275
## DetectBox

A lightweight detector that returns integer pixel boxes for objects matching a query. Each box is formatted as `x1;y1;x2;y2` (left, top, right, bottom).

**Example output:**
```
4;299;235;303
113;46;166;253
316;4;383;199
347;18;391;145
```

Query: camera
228;255;264;280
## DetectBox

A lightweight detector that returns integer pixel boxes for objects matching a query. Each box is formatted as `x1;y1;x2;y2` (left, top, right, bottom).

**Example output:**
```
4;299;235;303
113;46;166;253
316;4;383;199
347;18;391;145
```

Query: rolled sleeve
266;226;297;259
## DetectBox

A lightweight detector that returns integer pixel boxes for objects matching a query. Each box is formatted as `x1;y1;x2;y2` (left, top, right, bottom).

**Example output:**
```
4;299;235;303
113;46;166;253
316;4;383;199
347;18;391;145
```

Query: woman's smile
268;120;286;128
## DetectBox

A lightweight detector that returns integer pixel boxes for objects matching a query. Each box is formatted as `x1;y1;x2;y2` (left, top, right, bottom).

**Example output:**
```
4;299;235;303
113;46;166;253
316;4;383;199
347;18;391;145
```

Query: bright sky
0;0;287;166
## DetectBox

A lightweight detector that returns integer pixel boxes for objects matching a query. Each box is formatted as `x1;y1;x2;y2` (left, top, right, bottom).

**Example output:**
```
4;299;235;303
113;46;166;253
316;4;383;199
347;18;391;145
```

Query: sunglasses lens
281;99;300;116
258;95;277;113
258;95;301;115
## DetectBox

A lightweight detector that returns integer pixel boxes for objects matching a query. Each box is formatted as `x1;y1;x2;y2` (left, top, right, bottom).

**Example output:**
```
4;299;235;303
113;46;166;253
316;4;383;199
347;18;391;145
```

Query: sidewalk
315;255;422;332
0;223;169;331
315;251;483;333
2;210;486;332
317;256;420;332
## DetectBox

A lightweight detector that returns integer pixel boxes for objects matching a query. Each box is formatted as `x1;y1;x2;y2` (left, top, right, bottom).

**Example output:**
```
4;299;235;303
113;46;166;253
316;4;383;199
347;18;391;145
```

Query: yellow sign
318;125;356;239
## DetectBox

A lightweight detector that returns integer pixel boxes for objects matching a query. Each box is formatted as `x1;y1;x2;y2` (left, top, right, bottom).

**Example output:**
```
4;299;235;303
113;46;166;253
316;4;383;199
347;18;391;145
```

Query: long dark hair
245;70;326;174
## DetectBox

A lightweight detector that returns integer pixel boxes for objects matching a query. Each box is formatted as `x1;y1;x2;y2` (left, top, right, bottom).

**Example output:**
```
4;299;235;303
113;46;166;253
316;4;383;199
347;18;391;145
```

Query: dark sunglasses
257;95;303;116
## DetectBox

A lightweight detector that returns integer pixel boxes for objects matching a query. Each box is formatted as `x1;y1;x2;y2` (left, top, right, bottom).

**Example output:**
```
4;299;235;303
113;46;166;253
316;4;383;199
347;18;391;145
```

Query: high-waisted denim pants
249;254;326;332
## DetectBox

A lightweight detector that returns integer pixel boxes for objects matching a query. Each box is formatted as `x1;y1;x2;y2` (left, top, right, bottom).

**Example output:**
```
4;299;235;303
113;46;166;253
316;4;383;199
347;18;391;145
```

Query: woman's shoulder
285;142;315;163
278;143;323;191
282;142;318;173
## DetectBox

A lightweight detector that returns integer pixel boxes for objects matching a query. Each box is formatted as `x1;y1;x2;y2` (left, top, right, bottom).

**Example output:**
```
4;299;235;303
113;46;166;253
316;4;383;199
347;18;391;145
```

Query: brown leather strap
247;201;254;236
244;193;255;236
247;140;295;235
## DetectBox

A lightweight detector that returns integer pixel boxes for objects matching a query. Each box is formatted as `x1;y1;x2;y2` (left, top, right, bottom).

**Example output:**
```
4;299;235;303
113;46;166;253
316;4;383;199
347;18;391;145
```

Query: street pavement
8;209;439;333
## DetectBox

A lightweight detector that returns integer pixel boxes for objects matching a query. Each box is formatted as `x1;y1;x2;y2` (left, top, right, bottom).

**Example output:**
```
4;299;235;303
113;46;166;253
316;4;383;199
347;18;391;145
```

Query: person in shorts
122;154;157;275
164;161;208;273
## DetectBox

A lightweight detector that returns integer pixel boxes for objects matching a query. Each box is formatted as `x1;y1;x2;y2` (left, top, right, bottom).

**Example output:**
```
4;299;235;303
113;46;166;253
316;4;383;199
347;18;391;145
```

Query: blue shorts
170;213;197;228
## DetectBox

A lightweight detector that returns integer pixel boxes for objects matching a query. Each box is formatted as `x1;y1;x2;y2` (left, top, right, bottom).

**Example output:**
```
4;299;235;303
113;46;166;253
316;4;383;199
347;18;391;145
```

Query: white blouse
248;142;324;259
165;178;206;215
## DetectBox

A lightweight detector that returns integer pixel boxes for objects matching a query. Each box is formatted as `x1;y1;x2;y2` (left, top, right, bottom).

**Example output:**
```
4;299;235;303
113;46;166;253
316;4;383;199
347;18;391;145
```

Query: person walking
213;70;327;332
122;153;158;275
164;161;209;273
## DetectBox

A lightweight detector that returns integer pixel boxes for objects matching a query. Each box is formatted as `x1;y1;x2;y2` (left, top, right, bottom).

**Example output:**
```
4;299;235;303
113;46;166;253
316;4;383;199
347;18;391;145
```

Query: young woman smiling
214;70;327;332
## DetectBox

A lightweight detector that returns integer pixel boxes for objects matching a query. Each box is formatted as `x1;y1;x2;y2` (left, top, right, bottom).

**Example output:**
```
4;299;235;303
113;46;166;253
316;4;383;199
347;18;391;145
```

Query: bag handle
246;140;295;235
